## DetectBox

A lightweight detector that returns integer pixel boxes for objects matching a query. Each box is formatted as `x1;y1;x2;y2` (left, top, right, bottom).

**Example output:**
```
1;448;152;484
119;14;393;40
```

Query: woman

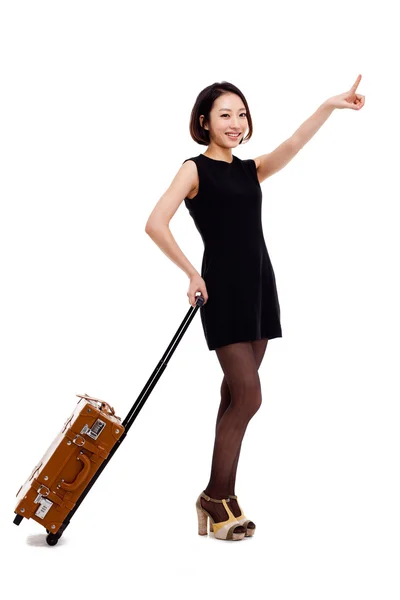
145;77;365;541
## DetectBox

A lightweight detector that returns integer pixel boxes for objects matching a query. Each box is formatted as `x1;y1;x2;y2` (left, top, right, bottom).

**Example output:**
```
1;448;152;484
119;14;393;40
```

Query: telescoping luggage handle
13;294;205;543
122;293;204;432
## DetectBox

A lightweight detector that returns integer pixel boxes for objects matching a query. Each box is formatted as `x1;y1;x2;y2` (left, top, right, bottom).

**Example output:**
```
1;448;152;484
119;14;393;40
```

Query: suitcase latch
34;496;53;519
73;435;86;447
80;419;106;441
37;484;50;497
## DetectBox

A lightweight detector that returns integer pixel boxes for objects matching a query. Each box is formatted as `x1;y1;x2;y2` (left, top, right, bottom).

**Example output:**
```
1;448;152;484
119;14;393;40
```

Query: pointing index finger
351;74;362;91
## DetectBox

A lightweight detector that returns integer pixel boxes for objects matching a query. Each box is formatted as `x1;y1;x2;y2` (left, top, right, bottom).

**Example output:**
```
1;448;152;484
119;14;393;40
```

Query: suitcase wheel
46;532;60;546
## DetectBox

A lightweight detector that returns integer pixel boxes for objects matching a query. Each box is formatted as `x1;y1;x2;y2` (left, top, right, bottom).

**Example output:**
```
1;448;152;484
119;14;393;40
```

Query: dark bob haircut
189;81;253;147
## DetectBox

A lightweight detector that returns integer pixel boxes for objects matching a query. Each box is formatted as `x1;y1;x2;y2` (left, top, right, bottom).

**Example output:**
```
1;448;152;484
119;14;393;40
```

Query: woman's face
200;93;248;148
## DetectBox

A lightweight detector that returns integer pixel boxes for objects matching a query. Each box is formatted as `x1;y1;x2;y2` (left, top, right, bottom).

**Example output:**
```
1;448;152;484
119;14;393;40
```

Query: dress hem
208;331;282;351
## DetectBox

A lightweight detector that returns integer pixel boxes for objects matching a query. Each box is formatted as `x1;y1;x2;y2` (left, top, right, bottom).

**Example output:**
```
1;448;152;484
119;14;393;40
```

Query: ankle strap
228;495;237;499
201;491;230;503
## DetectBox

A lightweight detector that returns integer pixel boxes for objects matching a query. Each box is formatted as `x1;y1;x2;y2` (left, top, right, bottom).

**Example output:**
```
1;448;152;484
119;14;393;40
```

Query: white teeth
227;133;239;137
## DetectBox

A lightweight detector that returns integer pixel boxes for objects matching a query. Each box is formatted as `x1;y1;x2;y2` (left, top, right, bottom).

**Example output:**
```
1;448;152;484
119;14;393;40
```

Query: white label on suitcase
35;497;53;519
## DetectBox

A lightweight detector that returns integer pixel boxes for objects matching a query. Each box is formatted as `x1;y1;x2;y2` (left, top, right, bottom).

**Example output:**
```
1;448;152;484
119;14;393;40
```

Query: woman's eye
221;113;247;118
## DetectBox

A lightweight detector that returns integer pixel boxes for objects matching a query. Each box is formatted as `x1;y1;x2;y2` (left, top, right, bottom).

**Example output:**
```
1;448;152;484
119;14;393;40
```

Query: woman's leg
214;338;269;516
200;339;267;523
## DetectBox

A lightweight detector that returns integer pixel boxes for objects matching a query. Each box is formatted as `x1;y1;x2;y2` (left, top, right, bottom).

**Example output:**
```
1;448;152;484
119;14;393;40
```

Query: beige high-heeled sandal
196;491;246;541
228;494;256;537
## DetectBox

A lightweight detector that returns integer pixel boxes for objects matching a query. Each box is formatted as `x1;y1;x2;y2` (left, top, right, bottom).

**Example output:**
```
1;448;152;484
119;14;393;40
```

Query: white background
1;1;399;598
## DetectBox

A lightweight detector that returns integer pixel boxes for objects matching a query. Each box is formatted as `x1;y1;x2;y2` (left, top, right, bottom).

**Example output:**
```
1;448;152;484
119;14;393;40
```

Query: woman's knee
220;376;230;398
231;376;262;418
249;381;262;417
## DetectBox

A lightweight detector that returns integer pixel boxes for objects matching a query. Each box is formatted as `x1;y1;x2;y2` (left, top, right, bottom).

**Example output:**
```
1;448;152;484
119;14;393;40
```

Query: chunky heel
196;500;208;535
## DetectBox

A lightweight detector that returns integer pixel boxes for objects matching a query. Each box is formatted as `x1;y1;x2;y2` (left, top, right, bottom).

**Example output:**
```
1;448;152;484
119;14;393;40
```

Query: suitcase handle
99;401;119;419
59;454;91;492
75;394;121;421
195;294;205;307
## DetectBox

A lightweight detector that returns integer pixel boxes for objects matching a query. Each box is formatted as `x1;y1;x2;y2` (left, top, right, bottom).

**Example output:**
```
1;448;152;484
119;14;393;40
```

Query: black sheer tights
200;338;269;524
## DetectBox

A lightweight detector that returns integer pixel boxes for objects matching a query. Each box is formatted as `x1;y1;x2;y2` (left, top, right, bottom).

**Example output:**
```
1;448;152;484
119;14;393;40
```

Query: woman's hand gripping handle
187;273;208;308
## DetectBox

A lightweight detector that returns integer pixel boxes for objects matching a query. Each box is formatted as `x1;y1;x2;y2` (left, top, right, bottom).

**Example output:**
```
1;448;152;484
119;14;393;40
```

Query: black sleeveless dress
182;153;282;351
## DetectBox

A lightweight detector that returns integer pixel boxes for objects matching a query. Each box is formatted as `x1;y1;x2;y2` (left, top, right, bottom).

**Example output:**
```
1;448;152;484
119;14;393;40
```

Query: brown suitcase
14;394;124;537
13;295;204;545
